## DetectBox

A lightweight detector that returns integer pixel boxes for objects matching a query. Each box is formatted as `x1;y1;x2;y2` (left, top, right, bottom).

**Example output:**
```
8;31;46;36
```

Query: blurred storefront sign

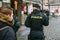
0;1;2;7
44;0;49;5
23;0;40;3
2;0;11;7
3;0;10;3
54;8;59;13
49;0;60;6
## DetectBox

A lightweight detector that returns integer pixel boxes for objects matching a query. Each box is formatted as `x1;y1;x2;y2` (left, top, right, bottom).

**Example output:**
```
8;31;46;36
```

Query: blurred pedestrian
0;6;16;40
1;6;20;32
13;10;20;32
25;4;49;40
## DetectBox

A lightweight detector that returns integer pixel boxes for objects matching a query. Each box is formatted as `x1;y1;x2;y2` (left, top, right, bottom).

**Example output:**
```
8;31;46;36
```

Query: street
17;16;60;40
44;16;60;40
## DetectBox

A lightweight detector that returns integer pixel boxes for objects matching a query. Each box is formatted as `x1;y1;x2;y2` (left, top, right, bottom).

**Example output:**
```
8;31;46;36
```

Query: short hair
33;4;40;9
0;6;13;15
2;5;13;10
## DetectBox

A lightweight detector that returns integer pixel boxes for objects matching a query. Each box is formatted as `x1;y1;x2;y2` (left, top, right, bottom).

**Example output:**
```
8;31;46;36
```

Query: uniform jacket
25;10;49;39
25;10;49;31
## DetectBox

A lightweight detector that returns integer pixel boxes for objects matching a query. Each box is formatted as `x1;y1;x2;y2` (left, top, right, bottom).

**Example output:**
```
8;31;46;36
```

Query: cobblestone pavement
17;16;60;40
17;25;30;40
44;16;60;40
17;15;30;40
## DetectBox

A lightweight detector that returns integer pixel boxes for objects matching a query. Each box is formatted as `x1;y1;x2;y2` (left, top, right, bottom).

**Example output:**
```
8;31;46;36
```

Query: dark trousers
28;31;45;40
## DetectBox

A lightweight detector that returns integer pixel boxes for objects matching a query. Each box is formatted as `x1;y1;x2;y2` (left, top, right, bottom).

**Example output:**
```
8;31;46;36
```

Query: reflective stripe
0;26;9;31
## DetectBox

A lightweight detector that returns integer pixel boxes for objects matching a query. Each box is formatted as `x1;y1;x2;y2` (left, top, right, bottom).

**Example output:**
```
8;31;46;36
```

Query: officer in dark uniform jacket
25;4;49;40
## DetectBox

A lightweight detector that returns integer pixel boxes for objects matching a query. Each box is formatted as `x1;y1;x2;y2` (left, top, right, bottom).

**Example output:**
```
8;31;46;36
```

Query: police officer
25;4;49;40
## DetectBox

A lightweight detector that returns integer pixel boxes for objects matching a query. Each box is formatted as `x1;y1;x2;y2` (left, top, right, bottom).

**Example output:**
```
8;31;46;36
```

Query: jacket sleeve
25;15;31;27
42;14;49;26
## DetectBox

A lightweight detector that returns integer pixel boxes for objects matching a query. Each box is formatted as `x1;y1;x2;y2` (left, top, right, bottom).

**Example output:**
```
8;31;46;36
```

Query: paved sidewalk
44;16;60;40
17;25;30;40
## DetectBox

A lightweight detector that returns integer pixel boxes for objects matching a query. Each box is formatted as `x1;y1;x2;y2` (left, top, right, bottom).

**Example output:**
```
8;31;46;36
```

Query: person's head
0;6;14;25
33;4;40;10
0;6;13;21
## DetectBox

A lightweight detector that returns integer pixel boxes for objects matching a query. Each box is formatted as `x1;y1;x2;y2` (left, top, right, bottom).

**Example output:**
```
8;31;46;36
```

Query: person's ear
8;13;12;16
7;14;11;17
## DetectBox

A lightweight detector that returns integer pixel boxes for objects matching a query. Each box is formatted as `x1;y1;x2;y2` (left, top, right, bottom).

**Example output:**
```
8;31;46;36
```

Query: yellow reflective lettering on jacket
31;16;42;19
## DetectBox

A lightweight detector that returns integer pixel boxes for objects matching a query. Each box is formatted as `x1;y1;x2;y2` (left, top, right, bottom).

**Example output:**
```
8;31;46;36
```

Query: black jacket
25;10;49;31
0;21;16;40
